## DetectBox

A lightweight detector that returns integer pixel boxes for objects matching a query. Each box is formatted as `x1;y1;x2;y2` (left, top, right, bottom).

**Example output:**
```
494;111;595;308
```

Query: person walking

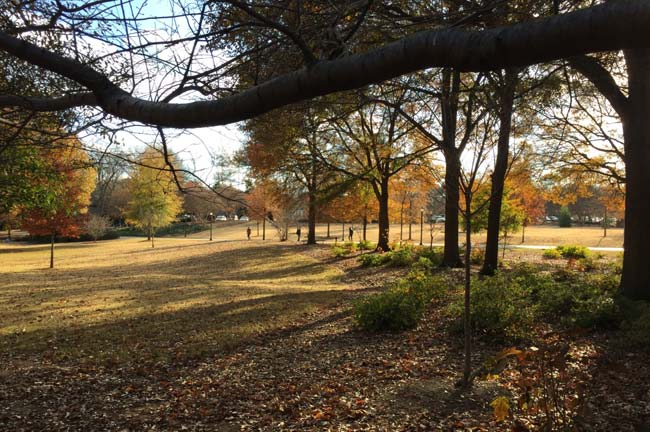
246;226;252;240
348;226;354;241
296;227;302;242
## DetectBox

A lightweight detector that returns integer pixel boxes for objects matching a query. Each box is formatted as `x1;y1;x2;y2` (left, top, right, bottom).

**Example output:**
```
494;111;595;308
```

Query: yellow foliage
490;396;510;422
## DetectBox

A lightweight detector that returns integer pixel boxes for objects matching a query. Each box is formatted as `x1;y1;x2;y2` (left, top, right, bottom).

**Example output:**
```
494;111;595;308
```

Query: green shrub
448;273;536;341
417;247;444;266
469;248;484;265
413;256;433;271
359;253;390;267
331;245;350;257
357;239;375;250
620;301;650;349
556;245;590;259
558;206;572;227
543;248;562;259
534;272;620;328
353;288;424;332
332;241;358;257
388;247;414;267
354;271;447;332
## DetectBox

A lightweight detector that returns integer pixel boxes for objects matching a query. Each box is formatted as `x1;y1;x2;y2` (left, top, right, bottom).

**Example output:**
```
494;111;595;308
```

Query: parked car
215;215;227;221
239;215;250;221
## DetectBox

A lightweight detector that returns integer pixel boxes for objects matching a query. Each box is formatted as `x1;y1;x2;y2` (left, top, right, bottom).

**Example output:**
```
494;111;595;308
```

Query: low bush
448;265;623;342
620;301;650;349
332;245;350;257
417;247;444;266
331;241;358;257
388;247;415;267
532;271;619;328
542;248;562;259
353;271;447;332
449;273;536;341
354;288;425;332
469;248;485;265
556;245;590;259
357;239;375;250
359;253;390;267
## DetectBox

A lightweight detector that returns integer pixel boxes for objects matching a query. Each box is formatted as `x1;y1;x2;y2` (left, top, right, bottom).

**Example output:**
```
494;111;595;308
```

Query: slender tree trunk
603;208;608;238
7;223;11;240
262;216;266;240
307;191;317;245
377;179;391;252
462;205;472;386
362;216;367;241
443;150;463;267
620;49;650;301
400;207;404;241
151;228;155;248
50;232;54;269
408;221;412;240
327;222;330;238
481;70;517;276
521;223;526;243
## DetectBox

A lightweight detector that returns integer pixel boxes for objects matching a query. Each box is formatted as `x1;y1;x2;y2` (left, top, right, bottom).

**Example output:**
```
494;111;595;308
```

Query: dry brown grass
183;222;624;248
0;238;356;365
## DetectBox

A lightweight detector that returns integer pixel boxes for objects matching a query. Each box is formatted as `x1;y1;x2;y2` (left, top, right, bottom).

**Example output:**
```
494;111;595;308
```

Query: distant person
348;226;354;241
246;226;252;240
296;227;301;242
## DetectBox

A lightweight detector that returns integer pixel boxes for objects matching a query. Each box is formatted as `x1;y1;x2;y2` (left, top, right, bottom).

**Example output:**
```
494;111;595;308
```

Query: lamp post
419;208;424;245
209;212;213;241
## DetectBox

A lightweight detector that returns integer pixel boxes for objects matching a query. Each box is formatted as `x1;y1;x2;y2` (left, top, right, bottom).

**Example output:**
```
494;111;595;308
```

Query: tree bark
362;216;367;241
50;232;54;269
377;178;391;252
307;191;317;245
481;70;517;276
620;49;650;301
443;150;463;267
462;201;472;387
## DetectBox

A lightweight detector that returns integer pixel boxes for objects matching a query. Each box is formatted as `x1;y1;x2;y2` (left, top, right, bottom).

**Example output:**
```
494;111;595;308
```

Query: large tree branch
0;1;649;128
568;55;630;118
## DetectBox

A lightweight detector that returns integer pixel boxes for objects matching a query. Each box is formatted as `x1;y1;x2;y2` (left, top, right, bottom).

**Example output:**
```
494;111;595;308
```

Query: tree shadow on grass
0;242;359;366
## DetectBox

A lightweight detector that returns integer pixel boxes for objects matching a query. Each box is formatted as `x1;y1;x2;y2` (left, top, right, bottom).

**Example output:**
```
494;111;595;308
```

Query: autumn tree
20;137;95;268
125;148;183;248
242;105;339;245
506;159;546;243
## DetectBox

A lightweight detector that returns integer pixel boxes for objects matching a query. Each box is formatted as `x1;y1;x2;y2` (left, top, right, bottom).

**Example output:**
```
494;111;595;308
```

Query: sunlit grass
0;238;354;365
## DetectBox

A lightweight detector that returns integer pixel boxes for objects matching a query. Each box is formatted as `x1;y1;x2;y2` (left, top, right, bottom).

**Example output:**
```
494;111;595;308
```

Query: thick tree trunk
481;70;516;276
377;179;391;252
50;232;54;269
620;49;650;301
307;192;317;245
443;150;463;267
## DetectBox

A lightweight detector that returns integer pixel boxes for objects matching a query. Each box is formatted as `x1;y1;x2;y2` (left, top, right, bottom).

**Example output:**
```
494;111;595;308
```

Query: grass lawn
0;238;354;365
173;222;624;248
